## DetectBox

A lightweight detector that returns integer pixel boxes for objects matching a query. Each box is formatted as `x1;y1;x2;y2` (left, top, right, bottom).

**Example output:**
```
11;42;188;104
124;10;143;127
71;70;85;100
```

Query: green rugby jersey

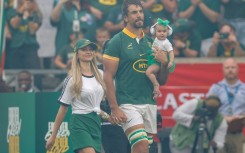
103;28;155;105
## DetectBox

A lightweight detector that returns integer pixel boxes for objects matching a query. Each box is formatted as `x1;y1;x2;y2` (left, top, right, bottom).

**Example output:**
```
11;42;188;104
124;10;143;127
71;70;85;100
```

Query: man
207;23;245;57
17;70;37;92
103;0;170;152
169;95;228;153
221;0;245;46
171;18;202;57
207;58;245;153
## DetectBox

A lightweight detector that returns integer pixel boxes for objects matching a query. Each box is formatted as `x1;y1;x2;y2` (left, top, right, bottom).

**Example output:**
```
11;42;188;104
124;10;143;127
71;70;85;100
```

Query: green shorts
69;112;101;153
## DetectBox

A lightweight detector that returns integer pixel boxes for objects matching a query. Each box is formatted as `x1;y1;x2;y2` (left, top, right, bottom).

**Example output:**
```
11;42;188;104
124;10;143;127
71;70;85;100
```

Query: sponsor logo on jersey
133;59;148;73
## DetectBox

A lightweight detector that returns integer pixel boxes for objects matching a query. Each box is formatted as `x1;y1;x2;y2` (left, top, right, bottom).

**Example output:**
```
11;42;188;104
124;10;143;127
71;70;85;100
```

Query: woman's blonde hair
69;51;106;98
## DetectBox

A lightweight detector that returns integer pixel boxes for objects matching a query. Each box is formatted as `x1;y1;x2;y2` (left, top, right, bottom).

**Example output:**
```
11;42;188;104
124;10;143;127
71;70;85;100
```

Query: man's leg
126;124;149;153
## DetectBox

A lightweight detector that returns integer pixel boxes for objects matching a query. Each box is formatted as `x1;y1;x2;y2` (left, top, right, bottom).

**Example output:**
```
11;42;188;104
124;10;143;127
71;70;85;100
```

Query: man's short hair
219;22;236;33
122;0;143;16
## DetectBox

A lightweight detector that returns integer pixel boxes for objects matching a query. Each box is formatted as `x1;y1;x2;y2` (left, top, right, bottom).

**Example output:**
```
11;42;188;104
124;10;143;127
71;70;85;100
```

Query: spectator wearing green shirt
89;0;123;26
177;0;221;56
50;0;97;54
171;19;202;57
207;23;245;57
7;0;42;69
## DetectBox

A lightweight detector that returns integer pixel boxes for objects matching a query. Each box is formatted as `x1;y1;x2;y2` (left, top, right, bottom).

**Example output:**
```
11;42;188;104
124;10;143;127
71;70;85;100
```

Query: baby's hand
153;86;161;100
168;62;173;69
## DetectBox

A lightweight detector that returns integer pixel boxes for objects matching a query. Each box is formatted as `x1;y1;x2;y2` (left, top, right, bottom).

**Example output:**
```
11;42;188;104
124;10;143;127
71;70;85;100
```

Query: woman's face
77;46;95;62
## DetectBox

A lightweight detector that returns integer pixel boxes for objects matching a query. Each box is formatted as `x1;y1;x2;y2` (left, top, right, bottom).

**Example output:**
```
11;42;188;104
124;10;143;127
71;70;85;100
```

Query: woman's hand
45;135;56;151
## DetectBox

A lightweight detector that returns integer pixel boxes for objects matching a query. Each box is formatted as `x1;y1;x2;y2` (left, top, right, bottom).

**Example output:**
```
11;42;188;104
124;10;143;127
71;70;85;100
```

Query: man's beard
133;19;144;29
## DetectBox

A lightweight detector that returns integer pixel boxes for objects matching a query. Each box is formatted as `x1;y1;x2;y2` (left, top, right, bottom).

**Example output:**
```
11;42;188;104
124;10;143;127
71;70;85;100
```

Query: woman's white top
58;70;104;114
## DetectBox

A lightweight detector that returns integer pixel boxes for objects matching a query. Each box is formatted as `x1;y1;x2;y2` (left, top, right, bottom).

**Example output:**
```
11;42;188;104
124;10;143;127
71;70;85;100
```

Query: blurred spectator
0;78;13;93
171;18;201;57
54;29;83;70
140;0;156;9
89;0;123;26
207;58;245;153
16;70;38;92
104;4;153;37
147;0;178;23
7;0;42;69
4;18;12;69
178;0;221;40
50;0;97;54
94;27;110;65
0;67;13;93
104;5;124;37
177;0;221;56
221;0;245;47
207;23;245;57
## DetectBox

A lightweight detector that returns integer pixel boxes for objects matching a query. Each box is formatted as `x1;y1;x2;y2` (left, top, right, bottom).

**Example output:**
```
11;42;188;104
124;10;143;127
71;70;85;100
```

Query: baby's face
155;25;168;40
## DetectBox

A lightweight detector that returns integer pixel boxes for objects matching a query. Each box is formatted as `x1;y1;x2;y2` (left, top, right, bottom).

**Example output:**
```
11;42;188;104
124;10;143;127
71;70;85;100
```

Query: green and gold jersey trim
103;54;120;61
122;28;145;38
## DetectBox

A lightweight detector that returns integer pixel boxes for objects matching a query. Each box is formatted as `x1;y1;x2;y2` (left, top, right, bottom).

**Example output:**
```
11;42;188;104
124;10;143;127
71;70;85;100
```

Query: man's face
223;58;238;81
18;73;32;92
219;25;234;44
125;5;144;29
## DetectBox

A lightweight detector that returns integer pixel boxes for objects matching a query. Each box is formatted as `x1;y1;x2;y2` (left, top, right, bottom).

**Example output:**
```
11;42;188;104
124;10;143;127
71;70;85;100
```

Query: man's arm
103;58;118;110
152;48;169;85
103;58;127;123
198;2;220;23
50;0;68;22
172;99;198;127
212;119;228;149
104;21;124;34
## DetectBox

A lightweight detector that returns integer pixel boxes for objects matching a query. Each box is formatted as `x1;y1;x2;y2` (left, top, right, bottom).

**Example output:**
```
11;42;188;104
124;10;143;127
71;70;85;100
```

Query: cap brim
88;42;98;50
78;42;98;50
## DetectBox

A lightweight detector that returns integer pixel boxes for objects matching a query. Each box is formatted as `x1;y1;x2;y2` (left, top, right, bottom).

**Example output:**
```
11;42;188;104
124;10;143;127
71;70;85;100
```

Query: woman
46;39;110;153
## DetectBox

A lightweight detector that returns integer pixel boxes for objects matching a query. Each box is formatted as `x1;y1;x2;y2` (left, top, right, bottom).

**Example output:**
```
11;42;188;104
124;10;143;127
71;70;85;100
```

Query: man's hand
210;140;217;149
28;22;39;34
90;6;103;19
212;32;220;46
152;47;168;65
110;107;127;125
225;115;240;123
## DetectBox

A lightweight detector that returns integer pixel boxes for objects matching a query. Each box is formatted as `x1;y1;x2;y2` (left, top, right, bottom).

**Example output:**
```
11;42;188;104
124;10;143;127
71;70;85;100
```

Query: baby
146;18;175;99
